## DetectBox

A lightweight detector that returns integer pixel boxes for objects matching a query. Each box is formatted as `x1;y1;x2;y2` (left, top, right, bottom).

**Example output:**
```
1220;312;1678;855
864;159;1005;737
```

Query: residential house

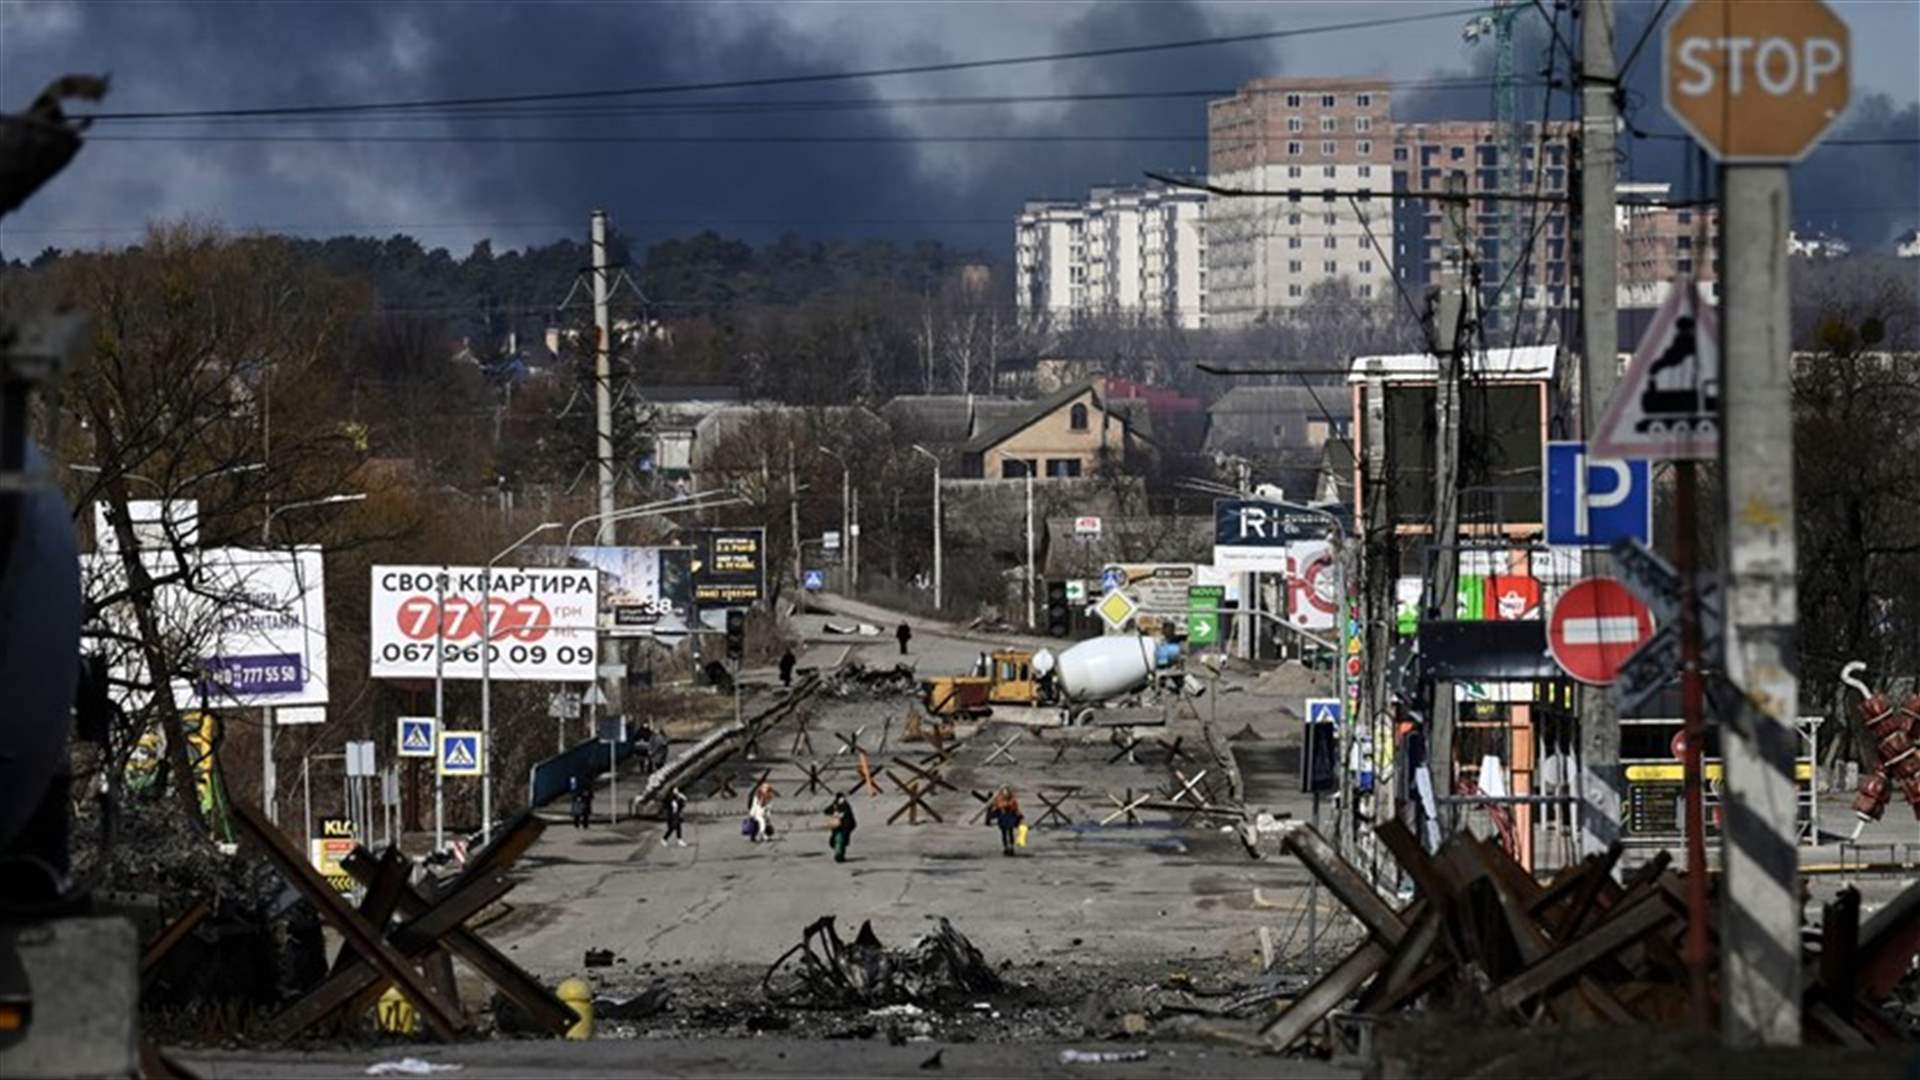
876;394;1029;464
960;378;1148;480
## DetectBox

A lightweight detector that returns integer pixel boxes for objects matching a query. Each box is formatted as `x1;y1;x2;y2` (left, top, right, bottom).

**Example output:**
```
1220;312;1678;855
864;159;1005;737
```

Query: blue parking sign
1545;441;1651;548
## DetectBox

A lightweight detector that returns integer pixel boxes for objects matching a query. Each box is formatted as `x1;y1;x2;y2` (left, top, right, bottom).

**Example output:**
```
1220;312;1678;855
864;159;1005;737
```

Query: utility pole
788;442;801;589
433;568;446;852
1360;367;1395;859
1025;464;1037;630
1425;283;1467;838
591;209;616;545
1718;165;1803;1046
1576;0;1622;862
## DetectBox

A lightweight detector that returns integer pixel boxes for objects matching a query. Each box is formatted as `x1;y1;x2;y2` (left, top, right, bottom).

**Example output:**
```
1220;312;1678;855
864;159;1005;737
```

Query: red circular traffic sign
1548;577;1656;686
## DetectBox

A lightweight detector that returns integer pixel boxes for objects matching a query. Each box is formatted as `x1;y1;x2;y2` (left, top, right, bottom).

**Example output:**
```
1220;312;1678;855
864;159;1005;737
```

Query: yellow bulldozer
922;649;1044;718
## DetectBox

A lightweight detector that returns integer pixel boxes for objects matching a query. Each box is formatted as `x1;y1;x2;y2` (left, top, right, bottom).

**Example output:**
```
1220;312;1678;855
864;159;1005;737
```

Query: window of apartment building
1288;190;1302;203
1357;92;1373;108
1358;164;1372;178
1360;283;1375;298
1356;116;1373;133
1046;458;1083;478
1321;94;1336;107
1323;165;1337;178
1285;92;1301;107
1323;212;1337;226
1678;210;1693;225
1321;116;1337;133
1450;145;1465;160
1394;145;1408;162
1289;259;1302;273
1323;260;1337;274
1288;213;1302;225
1678;258;1693;275
1289;283;1304;297
1360;259;1373;274
1677;235;1693;250
1547;168;1564;187
1358;140;1372;155
1288;237;1302;249
1287;165;1303;178
1287;116;1303;133
1321;140;1336;156
1324;236;1338;249
1069;403;1089;431
1287;141;1302;156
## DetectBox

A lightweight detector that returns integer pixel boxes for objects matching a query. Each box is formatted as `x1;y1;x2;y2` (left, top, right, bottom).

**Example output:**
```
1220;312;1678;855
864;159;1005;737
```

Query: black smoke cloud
1395;3;1919;250
0;0;1278;262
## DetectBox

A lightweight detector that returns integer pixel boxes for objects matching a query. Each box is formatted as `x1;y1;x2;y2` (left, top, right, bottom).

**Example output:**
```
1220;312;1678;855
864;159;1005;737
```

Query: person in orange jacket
987;785;1023;856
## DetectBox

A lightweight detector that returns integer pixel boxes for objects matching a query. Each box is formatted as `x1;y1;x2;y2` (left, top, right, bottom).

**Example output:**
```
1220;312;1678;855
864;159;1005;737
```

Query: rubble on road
764;916;1003;1009
822;621;883;636
825;662;921;699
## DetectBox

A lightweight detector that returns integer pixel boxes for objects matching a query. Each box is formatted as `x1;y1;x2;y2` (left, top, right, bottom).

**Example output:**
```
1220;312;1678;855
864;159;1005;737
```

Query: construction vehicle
923;637;1183;721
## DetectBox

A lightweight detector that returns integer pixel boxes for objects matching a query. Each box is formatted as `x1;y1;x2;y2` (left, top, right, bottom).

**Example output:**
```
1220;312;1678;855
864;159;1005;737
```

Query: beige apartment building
1204;78;1398;326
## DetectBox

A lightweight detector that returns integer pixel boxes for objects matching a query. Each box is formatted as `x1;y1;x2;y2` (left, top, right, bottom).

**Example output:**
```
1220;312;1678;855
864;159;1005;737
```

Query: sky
2;0;1916;261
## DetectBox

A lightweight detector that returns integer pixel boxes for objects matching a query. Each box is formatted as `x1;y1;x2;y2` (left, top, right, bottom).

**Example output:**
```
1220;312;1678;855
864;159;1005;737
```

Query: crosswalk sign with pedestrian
439;731;483;776
803;569;826;591
1305;698;1342;727
397;716;435;758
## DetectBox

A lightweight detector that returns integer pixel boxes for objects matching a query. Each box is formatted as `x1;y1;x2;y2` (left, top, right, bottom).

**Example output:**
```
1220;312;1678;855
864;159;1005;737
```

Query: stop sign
1548;578;1656;686
1664;0;1851;162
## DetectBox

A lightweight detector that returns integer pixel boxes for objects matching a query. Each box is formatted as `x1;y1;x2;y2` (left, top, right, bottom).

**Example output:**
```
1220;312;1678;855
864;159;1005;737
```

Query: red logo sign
394;595;553;643
1548;577;1656;685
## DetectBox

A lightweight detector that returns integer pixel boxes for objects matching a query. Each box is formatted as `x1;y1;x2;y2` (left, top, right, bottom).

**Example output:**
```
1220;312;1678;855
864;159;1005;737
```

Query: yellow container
375;985;418;1035
556;977;593;1040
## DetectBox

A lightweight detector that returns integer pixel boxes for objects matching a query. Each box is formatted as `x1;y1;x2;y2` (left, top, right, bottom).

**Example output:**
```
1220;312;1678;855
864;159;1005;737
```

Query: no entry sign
1548;577;1656;686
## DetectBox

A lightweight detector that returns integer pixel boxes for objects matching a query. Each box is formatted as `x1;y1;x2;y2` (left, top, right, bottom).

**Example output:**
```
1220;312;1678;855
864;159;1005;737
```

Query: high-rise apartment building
1616;181;1720;309
1204;78;1397;327
1389;119;1577;322
1014;184;1207;328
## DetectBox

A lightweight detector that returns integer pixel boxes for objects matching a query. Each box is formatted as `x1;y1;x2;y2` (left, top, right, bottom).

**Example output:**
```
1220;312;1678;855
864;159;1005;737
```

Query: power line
91;78;1550;127
78;6;1495;122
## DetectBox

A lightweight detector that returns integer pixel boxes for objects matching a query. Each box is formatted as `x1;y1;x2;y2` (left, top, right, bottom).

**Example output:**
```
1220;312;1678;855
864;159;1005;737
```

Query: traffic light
725;609;745;662
1045;580;1070;638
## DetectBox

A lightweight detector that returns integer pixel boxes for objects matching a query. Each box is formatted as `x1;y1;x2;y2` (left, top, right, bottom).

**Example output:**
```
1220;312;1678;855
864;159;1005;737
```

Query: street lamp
562;489;741;555
910;445;942;613
262;492;367;545
480;521;563;845
816;447;853;590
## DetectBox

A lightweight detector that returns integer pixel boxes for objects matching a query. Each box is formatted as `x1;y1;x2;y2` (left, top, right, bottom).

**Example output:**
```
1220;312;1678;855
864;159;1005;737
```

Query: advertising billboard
82;546;330;709
529;545;694;637
368;565;597;681
692;527;766;605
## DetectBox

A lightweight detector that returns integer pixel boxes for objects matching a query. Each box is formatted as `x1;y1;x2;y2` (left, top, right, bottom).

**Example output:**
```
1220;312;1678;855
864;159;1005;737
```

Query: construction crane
1463;0;1531;337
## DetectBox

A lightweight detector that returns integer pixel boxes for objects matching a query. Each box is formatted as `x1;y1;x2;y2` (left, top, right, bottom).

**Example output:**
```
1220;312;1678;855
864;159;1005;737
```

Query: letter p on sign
1664;0;1850;162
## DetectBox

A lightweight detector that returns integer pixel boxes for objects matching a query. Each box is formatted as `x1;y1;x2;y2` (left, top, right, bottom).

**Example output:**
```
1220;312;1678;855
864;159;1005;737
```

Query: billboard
82;546;330;708
1100;563;1240;635
692;528;766;605
529;545;694;637
368;565;597;682
1283;540;1339;630
1214;499;1335;573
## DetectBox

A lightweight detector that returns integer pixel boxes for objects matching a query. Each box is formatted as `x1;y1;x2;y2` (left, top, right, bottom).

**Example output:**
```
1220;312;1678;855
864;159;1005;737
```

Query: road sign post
1187;585;1223;649
1547;578;1656;686
1666;0;1847;1044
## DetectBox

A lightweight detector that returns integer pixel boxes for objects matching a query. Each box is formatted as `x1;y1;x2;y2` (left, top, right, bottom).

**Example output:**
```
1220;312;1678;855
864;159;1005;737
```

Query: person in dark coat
896;621;912;656
779;647;797;688
662;785;687;848
825;792;857;863
569;774;593;830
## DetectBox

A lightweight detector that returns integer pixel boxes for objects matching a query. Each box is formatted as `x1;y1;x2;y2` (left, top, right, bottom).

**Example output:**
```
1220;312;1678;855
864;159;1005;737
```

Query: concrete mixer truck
923;635;1183;723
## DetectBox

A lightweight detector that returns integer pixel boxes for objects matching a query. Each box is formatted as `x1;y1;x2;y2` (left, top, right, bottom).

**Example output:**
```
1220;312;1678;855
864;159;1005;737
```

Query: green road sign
1188;584;1224;646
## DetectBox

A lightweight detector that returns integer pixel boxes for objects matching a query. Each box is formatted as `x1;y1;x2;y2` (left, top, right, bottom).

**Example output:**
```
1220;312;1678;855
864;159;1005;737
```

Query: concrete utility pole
1360;368;1396;852
1025;464;1037;630
591;210;616;546
1425;283;1467;833
911;444;943;612
433;568;446;852
1576;0;1622;861
1718;165;1803;1046
788;442;801;588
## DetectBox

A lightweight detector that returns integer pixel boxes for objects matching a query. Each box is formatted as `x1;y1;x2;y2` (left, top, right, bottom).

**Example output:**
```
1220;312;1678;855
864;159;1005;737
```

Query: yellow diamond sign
1096;589;1138;630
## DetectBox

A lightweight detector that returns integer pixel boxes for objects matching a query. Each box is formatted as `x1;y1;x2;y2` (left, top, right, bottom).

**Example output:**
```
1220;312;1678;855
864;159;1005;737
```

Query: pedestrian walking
896;621;912;656
747;780;777;843
779;647;797;688
825;791;857;863
662;785;688;848
987;785;1023;856
569;773;594;830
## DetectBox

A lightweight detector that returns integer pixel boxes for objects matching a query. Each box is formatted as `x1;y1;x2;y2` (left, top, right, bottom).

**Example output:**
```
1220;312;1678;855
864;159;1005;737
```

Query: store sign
692;528;766;605
530;545;693;637
1214;499;1332;573
368;565;597;682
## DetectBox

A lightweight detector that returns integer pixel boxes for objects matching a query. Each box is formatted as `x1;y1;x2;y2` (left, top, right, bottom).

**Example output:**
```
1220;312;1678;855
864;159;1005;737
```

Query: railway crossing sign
1593;283;1720;461
1548;578;1657;686
438;731;483;776
396;716;435;758
1664;0;1850;163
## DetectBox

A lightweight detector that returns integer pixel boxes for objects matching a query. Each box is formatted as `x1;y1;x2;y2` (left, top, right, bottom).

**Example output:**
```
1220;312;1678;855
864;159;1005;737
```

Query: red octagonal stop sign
1548;577;1656;686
